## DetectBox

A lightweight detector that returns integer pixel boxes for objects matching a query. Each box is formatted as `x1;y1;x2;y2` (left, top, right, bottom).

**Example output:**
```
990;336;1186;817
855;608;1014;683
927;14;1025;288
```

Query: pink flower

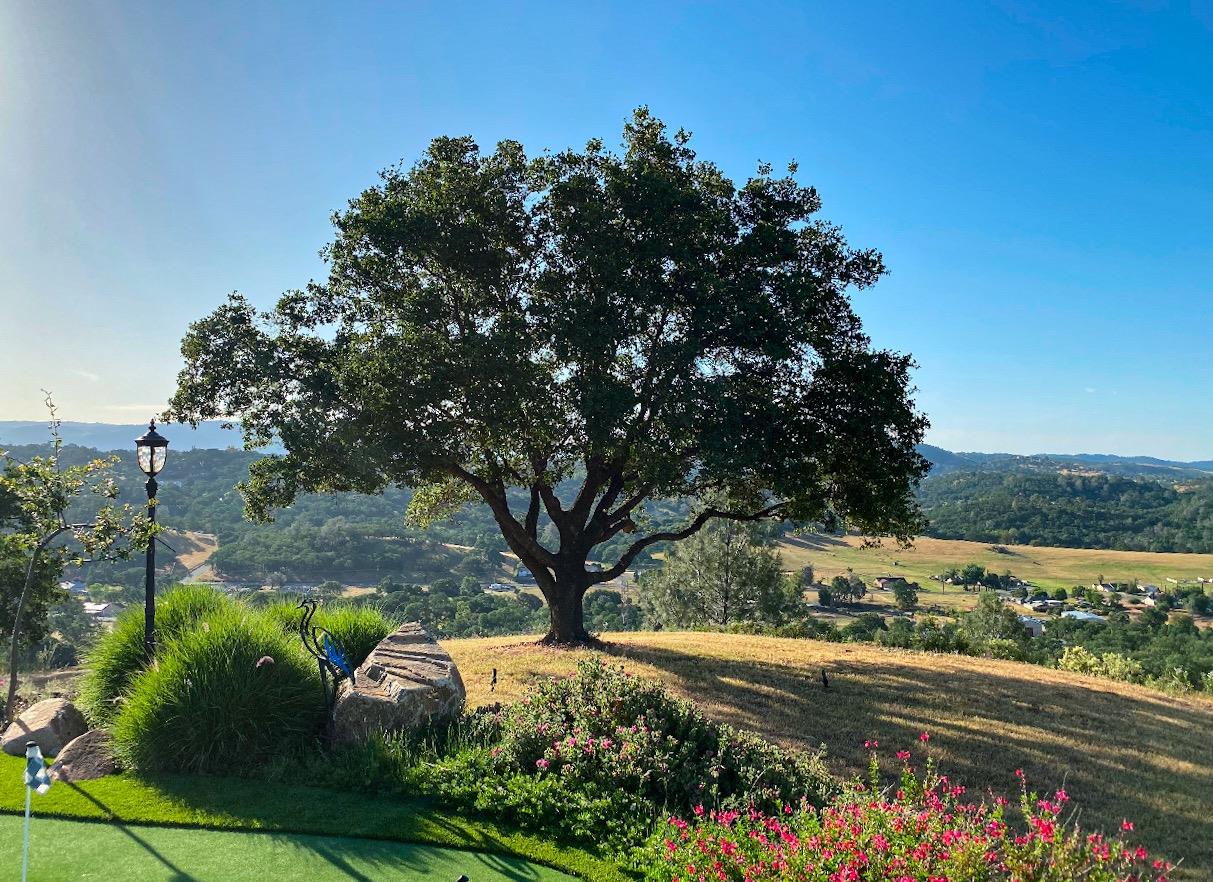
918;732;930;742
1122;819;1135;832
535;758;550;770
896;750;911;761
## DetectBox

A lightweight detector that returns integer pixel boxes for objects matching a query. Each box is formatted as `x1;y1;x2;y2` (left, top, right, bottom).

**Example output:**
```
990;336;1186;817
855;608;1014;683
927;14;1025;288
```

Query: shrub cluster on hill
303;658;836;853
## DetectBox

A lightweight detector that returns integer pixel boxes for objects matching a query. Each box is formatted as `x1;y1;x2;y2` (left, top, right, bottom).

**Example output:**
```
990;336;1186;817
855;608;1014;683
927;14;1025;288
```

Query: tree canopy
168;109;928;643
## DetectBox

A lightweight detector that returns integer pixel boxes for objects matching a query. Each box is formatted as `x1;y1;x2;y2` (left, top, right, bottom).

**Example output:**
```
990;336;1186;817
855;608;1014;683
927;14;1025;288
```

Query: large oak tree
168;109;928;644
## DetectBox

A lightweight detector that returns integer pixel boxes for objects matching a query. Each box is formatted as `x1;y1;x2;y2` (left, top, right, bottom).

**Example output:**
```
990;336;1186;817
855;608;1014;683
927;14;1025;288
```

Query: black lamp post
135;420;168;659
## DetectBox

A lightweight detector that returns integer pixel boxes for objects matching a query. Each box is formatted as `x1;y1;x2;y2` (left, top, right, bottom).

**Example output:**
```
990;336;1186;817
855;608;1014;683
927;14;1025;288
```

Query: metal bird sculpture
490;667;497;693
820;668;830;690
298;598;356;735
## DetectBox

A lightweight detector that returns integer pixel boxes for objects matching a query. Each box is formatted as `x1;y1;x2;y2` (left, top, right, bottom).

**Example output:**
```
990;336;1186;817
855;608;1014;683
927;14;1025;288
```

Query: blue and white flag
24;744;51;796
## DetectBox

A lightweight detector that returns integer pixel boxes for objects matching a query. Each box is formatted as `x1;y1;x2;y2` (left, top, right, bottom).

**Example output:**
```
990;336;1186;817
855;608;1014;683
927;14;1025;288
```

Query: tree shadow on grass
61;782;197;882
141;774;568;882
600;639;1213;881
271;828;551;882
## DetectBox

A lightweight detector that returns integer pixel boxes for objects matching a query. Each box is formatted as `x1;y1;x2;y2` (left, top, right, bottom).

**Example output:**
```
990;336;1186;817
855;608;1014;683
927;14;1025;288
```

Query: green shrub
78;585;232;724
488;657;835;817
262;599;396;669
112;608;323;773
980;637;1027;661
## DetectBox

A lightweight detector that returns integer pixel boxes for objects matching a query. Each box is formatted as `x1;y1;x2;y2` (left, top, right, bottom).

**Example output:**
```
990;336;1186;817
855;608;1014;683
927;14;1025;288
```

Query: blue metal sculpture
297;598;355;734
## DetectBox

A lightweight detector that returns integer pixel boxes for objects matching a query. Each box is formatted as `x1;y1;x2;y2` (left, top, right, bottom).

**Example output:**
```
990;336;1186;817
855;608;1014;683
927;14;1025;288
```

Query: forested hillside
919;469;1213;552
2;443;678;586
8;439;1213;583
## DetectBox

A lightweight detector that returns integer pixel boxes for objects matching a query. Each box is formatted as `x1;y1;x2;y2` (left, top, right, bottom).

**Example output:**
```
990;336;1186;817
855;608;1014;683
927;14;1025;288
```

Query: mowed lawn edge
0;755;627;882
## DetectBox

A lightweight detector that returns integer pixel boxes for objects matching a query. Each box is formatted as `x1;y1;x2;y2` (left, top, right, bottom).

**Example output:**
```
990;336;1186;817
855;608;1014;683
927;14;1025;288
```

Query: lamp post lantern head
135;420;169;478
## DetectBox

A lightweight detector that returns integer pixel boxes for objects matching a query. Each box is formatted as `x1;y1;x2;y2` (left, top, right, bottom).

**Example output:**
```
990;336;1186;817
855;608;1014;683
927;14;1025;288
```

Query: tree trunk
4;545;43;724
540;568;593;646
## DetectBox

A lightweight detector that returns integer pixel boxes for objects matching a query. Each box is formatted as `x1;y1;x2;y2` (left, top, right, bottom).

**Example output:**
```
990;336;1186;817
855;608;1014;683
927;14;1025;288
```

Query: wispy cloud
71;369;101;383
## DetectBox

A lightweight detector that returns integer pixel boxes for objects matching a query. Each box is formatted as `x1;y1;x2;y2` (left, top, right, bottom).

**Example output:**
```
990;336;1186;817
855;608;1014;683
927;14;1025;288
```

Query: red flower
919;731;930;742
1121;819;1135;832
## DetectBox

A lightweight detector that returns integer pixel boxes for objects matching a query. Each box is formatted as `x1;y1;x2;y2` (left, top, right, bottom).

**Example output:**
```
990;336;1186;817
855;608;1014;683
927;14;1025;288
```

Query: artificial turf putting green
0;755;625;882
0;814;575;881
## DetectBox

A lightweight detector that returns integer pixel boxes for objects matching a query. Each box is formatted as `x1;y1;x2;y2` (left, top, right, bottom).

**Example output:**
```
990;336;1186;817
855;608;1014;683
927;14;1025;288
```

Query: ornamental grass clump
78;584;232;724
263;599;396;670
112;608;323;773
645;738;1175;882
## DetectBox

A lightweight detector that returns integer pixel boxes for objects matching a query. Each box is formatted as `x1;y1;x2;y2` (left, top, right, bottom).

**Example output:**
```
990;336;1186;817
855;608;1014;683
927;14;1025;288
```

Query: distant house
59;579;87;596
1018;615;1045;638
515;567;536;583
1027;599;1064;613
1062;610;1106;624
1141;584;1160;598
82;601;122;623
874;576;907;590
486;582;513;593
1092;583;1118;593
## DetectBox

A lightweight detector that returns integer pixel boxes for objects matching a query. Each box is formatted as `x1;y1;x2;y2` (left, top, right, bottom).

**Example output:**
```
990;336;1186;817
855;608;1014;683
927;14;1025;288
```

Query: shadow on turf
63;782;197;882
599;640;1212;878
136;774;553;882
293;831;546;882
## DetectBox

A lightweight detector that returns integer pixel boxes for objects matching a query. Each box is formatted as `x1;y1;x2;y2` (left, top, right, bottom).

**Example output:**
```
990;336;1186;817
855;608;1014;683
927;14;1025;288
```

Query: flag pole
21;740;51;882
21;779;31;882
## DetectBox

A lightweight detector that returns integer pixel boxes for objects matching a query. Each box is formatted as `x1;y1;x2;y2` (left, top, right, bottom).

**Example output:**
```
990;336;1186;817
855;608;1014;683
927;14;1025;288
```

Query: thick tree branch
443;462;557;569
592;502;788;584
524;484;541;539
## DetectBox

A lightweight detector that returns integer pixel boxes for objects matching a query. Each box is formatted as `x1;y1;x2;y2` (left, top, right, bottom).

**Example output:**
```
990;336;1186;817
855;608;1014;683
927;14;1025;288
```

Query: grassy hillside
447;632;1213;881
779;533;1213;595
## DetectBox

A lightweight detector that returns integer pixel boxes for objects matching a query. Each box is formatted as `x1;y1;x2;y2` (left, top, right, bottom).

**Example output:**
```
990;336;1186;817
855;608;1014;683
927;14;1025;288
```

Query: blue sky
1;1;1210;457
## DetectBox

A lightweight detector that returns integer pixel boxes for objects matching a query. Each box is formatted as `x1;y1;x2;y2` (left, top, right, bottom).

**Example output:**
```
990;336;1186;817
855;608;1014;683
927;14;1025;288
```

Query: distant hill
0;420;273;452
917;444;1213;480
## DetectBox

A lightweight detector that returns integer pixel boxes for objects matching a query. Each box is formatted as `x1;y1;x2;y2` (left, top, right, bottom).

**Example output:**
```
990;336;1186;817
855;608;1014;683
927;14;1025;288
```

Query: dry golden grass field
170;530;218;571
780;534;1213;604
447;631;1213;881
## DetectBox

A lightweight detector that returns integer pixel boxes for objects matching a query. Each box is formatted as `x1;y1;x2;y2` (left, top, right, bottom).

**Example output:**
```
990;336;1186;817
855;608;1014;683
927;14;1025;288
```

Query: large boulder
51;729;120;781
2;698;87;757
332;622;465;743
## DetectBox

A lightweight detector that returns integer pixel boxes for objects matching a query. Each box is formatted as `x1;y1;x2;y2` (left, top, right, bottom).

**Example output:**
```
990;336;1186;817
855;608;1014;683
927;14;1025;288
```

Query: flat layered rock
332;622;465;743
52;729;120;781
2;698;87;757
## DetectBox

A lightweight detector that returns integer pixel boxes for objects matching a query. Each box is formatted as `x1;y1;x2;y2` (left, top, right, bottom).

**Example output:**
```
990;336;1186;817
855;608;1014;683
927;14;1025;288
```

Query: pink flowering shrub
488;658;835;815
412;658;835;851
645;743;1174;882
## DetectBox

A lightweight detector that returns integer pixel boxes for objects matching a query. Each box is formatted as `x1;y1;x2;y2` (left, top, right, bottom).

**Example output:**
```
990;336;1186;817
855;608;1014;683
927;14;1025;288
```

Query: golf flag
24;743;51;795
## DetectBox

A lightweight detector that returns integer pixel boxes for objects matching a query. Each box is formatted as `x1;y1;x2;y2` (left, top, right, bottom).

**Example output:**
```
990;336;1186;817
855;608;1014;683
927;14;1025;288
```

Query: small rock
51;729;120;781
2;698;88;757
333;622;465;743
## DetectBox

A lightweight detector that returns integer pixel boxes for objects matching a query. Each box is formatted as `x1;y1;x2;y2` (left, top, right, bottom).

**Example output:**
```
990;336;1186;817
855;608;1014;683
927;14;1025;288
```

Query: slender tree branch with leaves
2;397;152;721
168;109;928;644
